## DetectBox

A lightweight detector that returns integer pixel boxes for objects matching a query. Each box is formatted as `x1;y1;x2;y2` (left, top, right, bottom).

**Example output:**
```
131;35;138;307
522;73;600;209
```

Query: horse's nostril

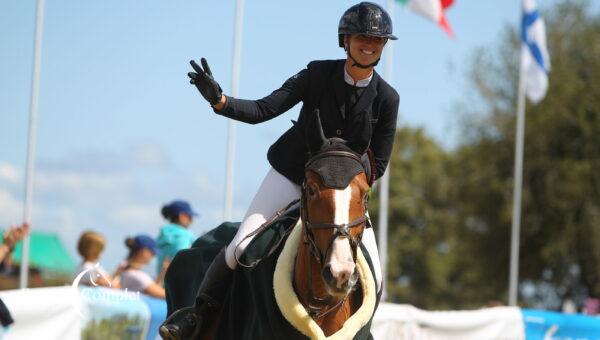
321;264;335;284
322;262;355;291
336;269;353;288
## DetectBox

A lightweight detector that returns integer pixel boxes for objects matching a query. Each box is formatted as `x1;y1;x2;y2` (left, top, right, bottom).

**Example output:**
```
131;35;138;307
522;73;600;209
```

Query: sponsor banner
1;287;600;339
372;303;525;340
0;286;81;340
522;309;600;339
0;286;166;340
372;303;600;340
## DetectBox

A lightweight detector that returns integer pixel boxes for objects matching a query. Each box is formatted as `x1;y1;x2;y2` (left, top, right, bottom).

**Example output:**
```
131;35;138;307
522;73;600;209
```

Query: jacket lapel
350;71;379;117
331;61;347;120
331;62;380;121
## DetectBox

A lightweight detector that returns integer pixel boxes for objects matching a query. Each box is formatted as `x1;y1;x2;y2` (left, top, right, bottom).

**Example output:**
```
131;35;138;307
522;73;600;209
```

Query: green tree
453;0;600;308
374;0;600;309
371;127;466;309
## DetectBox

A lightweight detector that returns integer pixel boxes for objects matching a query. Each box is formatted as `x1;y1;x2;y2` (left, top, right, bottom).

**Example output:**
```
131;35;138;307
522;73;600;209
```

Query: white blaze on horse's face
325;186;357;291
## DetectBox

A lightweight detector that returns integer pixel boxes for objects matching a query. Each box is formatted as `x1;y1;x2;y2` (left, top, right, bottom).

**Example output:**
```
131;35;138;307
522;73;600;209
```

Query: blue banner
522;309;600;339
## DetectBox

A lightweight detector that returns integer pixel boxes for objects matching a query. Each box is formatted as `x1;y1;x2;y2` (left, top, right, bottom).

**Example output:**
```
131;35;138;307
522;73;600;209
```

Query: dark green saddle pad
163;204;379;339
164;206;300;316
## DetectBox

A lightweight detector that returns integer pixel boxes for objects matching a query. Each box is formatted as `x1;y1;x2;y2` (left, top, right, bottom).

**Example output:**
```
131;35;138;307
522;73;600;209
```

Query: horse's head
302;110;371;298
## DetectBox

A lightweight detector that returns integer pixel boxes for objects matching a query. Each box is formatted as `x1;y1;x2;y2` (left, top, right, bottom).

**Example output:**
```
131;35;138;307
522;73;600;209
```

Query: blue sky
1;1;595;274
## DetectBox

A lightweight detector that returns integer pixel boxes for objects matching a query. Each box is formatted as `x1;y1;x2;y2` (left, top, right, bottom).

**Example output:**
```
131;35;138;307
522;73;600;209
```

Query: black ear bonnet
304;109;372;189
305;138;365;190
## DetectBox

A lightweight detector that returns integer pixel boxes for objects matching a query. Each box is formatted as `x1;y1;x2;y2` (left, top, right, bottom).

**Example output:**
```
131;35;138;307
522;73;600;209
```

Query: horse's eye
307;186;316;197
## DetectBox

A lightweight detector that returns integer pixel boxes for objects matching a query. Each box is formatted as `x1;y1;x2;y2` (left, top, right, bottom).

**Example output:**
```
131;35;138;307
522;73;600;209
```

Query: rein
234;199;300;268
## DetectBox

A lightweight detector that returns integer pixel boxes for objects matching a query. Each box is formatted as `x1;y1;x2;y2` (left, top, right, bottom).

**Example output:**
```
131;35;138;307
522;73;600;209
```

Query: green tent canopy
12;232;76;274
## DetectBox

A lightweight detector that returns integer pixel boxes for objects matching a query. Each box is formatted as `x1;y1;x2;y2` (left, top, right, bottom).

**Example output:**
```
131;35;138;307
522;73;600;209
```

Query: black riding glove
188;58;223;106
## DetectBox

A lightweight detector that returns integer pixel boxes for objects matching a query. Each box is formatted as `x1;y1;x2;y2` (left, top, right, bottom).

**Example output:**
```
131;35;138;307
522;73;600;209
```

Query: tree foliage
372;0;600;309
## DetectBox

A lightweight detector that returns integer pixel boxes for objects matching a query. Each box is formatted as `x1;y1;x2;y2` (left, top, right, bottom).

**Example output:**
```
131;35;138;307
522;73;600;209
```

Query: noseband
300;149;371;319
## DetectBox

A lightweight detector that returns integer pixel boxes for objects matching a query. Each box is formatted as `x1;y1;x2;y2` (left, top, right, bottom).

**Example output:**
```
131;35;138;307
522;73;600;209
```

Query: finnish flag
521;0;551;103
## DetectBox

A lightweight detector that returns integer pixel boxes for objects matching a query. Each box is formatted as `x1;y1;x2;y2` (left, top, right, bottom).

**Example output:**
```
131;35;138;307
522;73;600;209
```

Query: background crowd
72;199;199;299
3;199;199;300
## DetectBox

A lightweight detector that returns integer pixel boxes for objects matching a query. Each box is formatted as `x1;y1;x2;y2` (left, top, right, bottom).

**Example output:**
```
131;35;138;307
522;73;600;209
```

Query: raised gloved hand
188;58;223;106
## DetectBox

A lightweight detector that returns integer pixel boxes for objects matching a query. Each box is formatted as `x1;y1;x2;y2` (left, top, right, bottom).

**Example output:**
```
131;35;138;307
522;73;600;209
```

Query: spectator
0;223;29;263
583;297;599;315
0;222;29;328
156;200;197;275
73;230;119;288
117;234;166;299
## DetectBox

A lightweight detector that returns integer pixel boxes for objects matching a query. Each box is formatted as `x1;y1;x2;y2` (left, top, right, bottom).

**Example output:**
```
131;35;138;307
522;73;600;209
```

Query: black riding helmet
338;2;397;68
338;2;398;47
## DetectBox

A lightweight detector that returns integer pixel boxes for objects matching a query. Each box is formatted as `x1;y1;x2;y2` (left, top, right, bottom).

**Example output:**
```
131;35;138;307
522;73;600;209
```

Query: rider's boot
159;248;233;340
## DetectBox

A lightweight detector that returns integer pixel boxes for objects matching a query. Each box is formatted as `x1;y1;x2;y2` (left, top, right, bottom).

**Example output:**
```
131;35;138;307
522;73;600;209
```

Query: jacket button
336;129;342;136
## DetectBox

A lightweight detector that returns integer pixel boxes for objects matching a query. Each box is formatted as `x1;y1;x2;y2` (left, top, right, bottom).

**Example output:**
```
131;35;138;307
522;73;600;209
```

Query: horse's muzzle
321;264;359;297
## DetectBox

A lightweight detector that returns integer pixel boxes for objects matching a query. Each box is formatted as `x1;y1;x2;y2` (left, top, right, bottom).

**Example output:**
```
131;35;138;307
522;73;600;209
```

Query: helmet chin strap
345;42;380;69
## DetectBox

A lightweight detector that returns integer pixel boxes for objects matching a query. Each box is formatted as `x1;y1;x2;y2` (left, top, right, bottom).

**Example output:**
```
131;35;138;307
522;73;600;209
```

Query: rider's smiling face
345;34;387;66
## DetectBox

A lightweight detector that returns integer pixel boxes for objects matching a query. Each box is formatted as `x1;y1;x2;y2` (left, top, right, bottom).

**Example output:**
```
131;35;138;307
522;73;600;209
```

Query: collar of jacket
331;61;380;120
343;66;372;87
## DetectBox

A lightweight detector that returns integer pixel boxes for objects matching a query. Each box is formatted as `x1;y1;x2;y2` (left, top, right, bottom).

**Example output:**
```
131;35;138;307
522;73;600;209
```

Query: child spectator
156;200;198;275
117;234;166;299
73;230;119;288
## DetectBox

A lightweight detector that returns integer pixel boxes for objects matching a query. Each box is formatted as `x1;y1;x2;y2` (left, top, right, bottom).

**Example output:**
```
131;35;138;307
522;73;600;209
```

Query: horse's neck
293;235;327;305
294;231;354;336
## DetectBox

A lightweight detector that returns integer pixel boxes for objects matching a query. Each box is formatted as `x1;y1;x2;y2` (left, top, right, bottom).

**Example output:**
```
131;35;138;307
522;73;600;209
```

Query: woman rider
160;2;399;338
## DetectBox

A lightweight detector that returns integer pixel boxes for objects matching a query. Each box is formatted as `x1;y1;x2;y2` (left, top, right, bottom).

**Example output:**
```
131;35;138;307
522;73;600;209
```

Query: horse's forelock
318;138;357;156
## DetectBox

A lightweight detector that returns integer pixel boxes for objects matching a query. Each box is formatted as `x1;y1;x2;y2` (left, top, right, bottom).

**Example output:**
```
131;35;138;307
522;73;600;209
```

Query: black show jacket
215;59;399;186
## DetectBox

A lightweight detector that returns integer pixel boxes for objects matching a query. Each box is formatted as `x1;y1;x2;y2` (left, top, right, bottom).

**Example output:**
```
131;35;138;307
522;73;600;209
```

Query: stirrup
159;306;202;340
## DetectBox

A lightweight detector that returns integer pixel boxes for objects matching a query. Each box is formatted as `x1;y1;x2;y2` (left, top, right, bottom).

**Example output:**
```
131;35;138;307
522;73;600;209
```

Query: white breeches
225;167;383;292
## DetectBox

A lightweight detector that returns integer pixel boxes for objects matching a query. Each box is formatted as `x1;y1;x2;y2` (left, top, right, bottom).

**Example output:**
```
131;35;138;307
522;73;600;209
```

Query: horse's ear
306;109;327;154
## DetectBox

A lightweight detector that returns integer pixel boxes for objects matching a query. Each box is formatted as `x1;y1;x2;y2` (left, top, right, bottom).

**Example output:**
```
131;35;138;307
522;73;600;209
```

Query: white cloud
192;173;223;199
0;152;228;271
35;171;130;197
110;204;162;233
129;144;171;169
0;188;22;224
0;162;21;183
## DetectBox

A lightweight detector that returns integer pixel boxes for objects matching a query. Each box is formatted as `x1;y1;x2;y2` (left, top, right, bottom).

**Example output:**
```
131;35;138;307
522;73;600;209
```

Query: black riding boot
159;248;233;340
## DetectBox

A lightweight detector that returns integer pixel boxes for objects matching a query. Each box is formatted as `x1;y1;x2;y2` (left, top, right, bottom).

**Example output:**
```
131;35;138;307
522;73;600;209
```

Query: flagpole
20;0;46;289
509;42;527;306
377;0;395;303
223;0;244;221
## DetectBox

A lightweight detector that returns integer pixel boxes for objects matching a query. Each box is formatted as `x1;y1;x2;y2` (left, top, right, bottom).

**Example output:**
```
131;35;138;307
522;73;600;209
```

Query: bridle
300;149;372;319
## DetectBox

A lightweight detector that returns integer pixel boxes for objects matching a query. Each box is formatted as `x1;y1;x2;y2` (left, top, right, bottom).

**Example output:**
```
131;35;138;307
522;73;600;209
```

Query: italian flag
397;0;455;37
